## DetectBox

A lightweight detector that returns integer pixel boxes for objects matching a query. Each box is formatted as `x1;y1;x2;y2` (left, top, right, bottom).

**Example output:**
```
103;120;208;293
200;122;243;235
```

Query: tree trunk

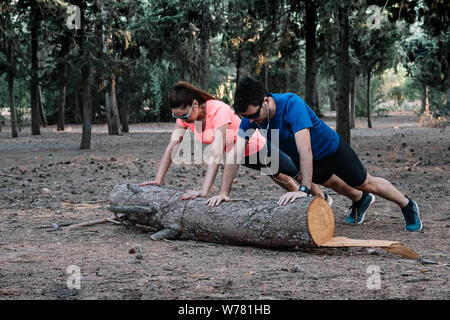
446;55;450;115
305;0;320;116
78;4;92;149
57;36;70;131
8;69;18;138
30;1;40;135
335;3;351;144
121;107;130;133
328;85;336;111
350;72;356;129
38;86;47;127
102;4;122;135
199;0;210;90
107;184;418;259
266;62;270;92
72;89;82;124
120;87;130;133
421;81;430;115
57;80;66;131
109;184;327;247
80;49;92;150
7;41;18;138
367;69;372;128
236;48;241;86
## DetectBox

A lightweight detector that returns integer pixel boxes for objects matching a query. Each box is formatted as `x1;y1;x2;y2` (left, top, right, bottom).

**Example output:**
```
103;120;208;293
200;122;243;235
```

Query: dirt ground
0;112;449;300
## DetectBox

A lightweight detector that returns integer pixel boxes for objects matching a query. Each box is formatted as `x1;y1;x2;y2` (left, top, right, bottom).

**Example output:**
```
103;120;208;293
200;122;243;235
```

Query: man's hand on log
181;190;207;200
139;180;161;186
277;191;308;206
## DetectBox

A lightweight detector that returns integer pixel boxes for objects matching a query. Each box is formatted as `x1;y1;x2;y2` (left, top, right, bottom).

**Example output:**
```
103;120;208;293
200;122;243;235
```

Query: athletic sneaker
401;196;422;232
345;192;375;225
324;192;333;207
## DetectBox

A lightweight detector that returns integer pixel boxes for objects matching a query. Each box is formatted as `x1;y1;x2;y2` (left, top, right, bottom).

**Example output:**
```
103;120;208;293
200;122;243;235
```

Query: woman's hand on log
205;194;230;207
139;180;161;186
277;191;308;206
181;190;207;200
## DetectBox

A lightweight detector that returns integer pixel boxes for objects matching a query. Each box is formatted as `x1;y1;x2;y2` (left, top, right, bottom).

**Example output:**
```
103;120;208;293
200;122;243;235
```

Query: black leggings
242;139;300;179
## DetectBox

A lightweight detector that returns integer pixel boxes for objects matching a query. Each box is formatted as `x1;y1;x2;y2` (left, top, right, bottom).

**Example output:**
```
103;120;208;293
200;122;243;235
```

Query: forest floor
0;112;449;300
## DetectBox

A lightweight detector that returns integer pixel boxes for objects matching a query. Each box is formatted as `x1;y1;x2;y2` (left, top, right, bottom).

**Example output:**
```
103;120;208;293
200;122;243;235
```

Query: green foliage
0;0;448;127
388;86;405;105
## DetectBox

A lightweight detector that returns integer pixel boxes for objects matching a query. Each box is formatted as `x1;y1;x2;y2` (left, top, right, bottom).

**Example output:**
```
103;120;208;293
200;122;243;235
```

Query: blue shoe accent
345;192;375;225
402;196;422;232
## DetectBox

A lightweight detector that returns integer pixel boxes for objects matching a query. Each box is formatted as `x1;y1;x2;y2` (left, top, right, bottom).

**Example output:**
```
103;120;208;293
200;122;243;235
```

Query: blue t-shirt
238;93;339;162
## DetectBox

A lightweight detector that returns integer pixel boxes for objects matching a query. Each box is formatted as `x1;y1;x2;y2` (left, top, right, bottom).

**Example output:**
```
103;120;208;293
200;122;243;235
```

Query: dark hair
233;77;268;114
169;81;216;110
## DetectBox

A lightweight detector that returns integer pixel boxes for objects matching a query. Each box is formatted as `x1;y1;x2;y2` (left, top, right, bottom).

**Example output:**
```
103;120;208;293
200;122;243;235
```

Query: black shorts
243;136;367;188
312;137;367;187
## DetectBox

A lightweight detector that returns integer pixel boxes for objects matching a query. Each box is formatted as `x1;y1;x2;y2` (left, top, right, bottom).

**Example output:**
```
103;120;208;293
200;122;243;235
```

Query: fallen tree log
109;183;418;259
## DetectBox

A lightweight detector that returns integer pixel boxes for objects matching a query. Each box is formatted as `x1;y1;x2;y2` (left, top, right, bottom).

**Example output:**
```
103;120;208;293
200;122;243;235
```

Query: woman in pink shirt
139;81;309;200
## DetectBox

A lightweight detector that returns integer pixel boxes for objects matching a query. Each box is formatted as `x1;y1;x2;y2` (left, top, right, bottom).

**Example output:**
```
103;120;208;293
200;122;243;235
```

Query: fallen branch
428;204;442;216
412;161;422;168
97;279;135;286
0;173;15;178
63;199;108;205
34;222;73;230
64;214;124;230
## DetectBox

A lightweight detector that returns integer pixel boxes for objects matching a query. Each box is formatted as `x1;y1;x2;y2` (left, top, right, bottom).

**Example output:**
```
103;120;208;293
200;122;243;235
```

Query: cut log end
307;198;335;246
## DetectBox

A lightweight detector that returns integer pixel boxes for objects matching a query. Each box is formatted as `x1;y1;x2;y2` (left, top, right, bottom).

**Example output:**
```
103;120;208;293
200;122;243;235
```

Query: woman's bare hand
205;194;231;207
181;190;207;200
139;180;161;186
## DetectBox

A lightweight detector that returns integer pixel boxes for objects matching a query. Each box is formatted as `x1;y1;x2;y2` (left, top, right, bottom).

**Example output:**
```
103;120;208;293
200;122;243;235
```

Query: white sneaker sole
345;193;376;225
326;195;333;207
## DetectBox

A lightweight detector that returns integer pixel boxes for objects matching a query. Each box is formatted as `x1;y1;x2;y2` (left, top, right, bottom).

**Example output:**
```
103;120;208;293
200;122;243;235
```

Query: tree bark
102;4;121;135
328;85;336;111
350;72;356;129
8;69;18;138
109;184;332;248
38;86;47;127
446;55;450;115
367;69;372;128
199;0;210;90
72;89;82;124
305;0;320;116
107;184;419;259
30;1;40;135
7;41;18;138
421;81;430;115
78;4;92;149
120;99;130;133
57;36;70;131
57;79;66;131
80;51;92;149
335;3;351;143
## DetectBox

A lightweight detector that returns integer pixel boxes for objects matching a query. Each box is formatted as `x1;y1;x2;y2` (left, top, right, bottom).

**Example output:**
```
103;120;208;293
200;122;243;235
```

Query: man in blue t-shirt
206;77;422;232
